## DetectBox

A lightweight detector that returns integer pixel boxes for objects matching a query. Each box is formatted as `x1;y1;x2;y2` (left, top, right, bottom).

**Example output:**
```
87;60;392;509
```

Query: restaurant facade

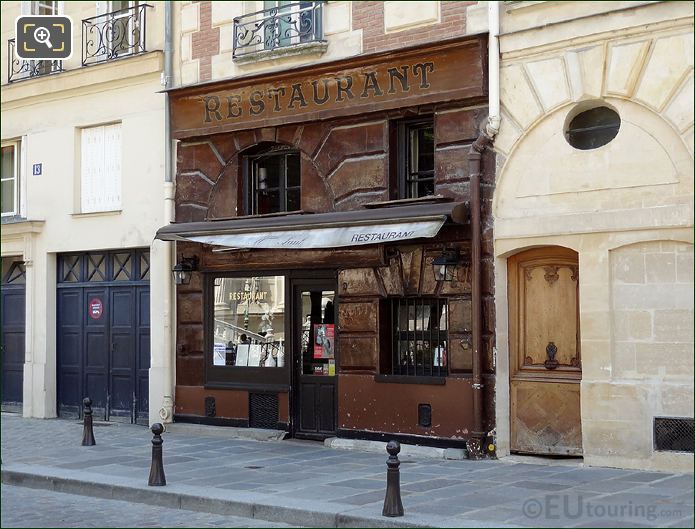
158;32;497;453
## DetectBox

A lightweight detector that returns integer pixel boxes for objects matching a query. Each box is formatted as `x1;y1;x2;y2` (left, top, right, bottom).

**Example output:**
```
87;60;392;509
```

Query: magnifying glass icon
33;26;53;49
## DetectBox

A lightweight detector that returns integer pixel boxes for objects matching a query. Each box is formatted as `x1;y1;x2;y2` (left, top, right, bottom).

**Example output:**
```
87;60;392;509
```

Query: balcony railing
82;3;152;66
7;39;63;83
233;1;324;59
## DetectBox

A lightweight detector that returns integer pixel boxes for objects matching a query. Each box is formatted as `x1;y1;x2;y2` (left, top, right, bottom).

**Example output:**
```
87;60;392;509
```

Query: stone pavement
1;484;298;528
1;414;693;528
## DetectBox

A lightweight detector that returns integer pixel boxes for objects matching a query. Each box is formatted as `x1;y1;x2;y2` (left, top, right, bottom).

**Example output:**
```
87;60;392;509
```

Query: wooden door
508;247;582;456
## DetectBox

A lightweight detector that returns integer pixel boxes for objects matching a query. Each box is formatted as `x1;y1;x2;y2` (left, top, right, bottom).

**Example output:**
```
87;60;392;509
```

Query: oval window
565;106;620;150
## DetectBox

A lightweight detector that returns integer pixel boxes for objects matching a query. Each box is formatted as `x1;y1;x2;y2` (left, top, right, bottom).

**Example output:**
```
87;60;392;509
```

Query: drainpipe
468;0;500;458
158;1;175;423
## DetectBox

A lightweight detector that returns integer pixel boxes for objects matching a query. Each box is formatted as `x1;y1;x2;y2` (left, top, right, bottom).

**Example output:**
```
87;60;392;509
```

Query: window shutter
96;1;107;16
81;123;121;213
21;1;31;15
103;123;121;210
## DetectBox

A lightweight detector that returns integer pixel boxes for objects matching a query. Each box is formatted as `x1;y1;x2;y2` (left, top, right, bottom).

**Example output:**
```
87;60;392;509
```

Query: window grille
390;298;448;377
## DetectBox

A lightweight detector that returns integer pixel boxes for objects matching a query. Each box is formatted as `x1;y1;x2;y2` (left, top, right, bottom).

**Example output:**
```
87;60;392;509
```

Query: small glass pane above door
300;289;335;376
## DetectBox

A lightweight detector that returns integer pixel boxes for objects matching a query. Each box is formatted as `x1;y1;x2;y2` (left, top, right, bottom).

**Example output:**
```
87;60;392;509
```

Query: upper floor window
245;146;301;215
397;118;435;199
233;1;324;59
31;0;58;15
80;123;121;213
82;1;150;65
1;142;20;217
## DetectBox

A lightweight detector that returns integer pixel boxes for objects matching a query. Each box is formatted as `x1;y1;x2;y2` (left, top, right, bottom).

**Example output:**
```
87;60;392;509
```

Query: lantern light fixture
172;255;199;285
432;248;460;282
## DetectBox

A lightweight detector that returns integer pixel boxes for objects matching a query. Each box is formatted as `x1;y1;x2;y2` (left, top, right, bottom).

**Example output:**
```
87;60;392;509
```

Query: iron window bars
233;1;324;59
7;39;63;83
82;3;152;66
391;298;448;377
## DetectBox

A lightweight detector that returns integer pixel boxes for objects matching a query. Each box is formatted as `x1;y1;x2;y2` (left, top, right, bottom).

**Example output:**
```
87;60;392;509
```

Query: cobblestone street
1;415;693;527
0;485;298;528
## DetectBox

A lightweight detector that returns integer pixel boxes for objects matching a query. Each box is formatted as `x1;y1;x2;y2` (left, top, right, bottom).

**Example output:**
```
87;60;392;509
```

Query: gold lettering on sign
200;61;435;124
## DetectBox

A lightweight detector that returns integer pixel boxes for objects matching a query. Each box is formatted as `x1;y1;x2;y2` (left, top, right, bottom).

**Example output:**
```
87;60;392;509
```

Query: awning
155;201;468;250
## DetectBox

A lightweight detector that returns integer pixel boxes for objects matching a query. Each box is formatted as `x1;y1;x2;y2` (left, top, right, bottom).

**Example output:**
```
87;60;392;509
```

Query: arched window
244;144;301;215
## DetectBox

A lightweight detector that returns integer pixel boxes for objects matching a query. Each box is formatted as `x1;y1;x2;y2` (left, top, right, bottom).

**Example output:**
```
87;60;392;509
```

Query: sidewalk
1;414;692;528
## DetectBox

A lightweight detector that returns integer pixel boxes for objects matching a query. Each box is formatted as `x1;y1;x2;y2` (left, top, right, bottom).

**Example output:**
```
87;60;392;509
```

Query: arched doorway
508;247;581;456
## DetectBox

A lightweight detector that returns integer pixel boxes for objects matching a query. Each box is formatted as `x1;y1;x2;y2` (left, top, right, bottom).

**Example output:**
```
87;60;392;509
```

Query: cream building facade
493;1;694;471
1;1;173;425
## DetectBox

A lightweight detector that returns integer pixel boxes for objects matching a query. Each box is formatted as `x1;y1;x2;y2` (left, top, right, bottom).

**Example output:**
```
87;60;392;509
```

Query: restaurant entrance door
292;278;337;439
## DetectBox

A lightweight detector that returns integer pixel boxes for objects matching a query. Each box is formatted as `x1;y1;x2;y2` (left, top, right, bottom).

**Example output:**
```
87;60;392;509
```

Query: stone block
300;155;333;213
181;2;199;33
605;40;650;97
314;122;386;176
635;342;694;376
435;108;479;145
525;57;570;111
653;309;694;343
324;1;351;35
177;142;224;181
611;252;645;284
211;1;242;26
676;252;694;283
338;301;379;333
645;252;676;283
384;0;439;33
175;171;213;205
612;341;636;375
500;64;542;130
582;418;652;459
435;145;470;183
664;74;694;133
613;310;652;341
326;156;387;201
635;33;694;111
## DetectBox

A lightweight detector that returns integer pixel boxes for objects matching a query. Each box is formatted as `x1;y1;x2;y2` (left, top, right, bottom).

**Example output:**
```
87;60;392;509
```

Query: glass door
292;279;336;439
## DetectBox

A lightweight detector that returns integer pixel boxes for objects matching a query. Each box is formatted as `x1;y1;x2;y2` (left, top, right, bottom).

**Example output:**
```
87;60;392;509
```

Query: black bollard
81;397;96;446
382;440;404;517
148;423;166;486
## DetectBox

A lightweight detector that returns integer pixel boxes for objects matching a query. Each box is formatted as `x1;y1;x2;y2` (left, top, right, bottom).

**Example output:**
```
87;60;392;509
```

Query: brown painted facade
170;36;496;445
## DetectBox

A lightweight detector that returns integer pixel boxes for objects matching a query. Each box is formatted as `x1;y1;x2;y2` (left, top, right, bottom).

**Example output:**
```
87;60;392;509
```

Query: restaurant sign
185;219;446;250
170;39;485;138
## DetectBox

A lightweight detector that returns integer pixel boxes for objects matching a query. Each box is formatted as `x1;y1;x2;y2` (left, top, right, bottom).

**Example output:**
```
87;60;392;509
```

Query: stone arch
493;27;693;233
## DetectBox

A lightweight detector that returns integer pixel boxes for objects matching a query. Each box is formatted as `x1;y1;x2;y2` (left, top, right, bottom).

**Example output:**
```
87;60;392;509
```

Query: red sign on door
89;298;103;320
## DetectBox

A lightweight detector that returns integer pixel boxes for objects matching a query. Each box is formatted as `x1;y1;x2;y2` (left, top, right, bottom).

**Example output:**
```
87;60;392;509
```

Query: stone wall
175;1;486;86
494;1;694;471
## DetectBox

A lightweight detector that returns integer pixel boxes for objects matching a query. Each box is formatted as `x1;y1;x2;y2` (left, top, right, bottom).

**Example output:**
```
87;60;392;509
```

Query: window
1;142;20;217
212;276;286;369
398;119;435;199
234;2;323;58
245;147;301;215
383;298;448;377
109;1;142;58
32;0;57;15
565;106;620;150
80;123;121;213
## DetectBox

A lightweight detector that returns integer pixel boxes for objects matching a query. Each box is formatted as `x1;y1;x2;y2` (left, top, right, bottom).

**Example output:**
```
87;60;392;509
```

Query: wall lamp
433;248;460;282
172;255;199;285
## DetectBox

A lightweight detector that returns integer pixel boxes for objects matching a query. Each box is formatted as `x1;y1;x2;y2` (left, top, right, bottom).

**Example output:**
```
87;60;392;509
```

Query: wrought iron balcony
82;3;152;66
7;39;63;83
233;1;324;59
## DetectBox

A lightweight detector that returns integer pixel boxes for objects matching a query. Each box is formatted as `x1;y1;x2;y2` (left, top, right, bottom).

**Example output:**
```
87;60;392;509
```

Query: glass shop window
212;276;286;368
246;147;301;215
381;297;448;377
397;118;435;199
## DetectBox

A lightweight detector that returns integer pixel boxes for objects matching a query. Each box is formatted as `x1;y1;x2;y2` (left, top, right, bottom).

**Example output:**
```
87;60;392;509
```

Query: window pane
286;188;300;212
286;153;300;188
1;180;14;214
416;127;434;172
301;290;335;376
391;298;447;376
1;146;15;180
213;276;285;368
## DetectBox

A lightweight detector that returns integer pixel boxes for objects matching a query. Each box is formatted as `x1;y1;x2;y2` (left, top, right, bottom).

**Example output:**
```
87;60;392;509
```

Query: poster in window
235;343;250;366
313;324;335;359
213;342;226;366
